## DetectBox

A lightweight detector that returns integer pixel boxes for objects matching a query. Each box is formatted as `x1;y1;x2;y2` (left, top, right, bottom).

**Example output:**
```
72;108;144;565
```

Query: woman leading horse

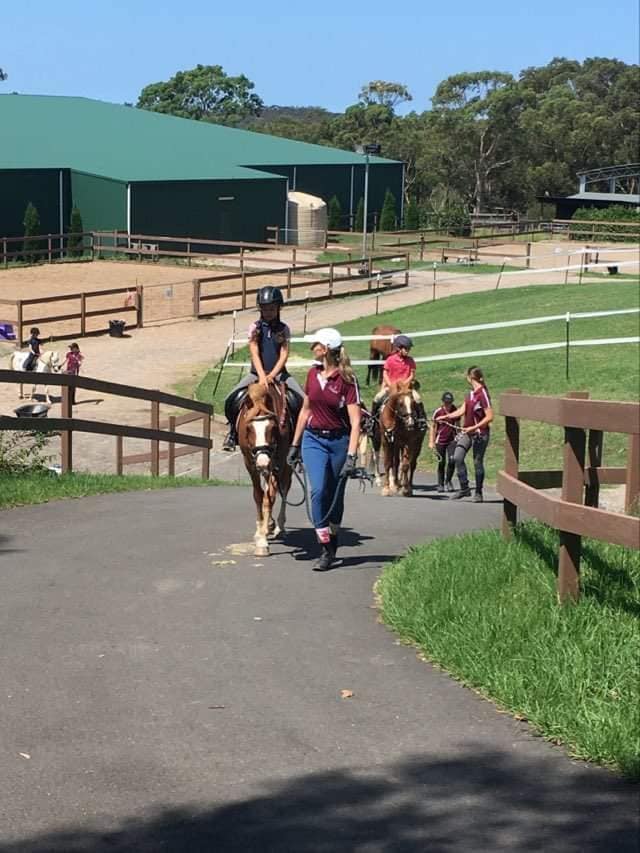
287;328;361;572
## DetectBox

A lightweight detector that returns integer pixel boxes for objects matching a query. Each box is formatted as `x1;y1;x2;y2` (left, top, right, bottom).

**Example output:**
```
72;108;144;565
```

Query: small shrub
404;198;420;230
22;202;43;263
354;197;365;231
0;430;51;474
379;188;397;231
327;195;342;230
67;206;84;257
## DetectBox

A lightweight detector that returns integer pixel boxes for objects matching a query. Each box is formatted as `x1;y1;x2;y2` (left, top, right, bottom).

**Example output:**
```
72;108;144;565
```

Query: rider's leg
283;374;304;398
411;389;428;431
371;388;387;421
222;374;255;450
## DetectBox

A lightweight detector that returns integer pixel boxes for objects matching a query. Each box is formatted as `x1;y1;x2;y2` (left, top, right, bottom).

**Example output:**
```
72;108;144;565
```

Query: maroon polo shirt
432;405;459;445
463;386;492;434
304;365;360;431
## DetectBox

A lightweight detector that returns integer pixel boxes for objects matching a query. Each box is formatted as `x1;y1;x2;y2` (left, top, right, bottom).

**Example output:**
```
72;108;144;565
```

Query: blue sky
3;1;638;112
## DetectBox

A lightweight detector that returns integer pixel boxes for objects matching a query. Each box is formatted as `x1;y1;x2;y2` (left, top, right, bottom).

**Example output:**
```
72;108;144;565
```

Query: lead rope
284;460;373;529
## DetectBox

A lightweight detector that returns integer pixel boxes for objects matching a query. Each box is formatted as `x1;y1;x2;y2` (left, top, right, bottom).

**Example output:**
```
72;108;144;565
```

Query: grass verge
0;471;229;510
377;521;640;778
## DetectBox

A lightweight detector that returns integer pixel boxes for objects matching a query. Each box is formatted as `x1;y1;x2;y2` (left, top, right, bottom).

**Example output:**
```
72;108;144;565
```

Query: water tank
287;192;327;247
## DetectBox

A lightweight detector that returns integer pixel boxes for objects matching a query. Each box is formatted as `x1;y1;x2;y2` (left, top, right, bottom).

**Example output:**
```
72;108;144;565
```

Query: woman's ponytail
467;366;485;385
326;345;355;383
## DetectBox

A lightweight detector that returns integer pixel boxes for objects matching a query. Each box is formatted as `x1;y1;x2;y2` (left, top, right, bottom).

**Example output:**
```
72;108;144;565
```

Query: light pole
356;143;381;267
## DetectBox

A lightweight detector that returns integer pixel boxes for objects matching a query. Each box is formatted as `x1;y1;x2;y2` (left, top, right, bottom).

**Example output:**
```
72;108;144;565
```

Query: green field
197;280;639;483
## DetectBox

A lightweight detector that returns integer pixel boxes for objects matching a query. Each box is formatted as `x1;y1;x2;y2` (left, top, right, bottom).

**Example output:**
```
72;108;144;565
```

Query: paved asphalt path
0;479;637;852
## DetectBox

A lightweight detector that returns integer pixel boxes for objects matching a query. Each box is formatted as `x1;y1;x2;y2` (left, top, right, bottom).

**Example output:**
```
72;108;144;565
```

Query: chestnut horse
379;380;425;497
237;382;293;556
366;324;400;385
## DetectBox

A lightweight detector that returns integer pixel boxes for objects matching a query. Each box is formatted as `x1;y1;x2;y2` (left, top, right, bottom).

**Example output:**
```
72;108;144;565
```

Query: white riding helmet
306;327;342;350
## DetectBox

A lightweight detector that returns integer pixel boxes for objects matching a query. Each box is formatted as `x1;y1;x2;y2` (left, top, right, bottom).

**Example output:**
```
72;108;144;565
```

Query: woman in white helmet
287;328;362;571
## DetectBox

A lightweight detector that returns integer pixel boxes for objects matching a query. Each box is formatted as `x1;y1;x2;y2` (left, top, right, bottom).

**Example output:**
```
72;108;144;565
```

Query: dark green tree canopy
137;64;263;124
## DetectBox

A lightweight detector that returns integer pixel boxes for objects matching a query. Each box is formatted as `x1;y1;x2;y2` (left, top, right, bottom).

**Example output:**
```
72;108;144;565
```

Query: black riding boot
314;543;336;572
222;426;237;451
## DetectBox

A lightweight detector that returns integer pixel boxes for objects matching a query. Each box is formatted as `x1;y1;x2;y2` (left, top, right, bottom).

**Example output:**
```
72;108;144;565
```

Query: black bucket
14;403;50;418
109;319;126;337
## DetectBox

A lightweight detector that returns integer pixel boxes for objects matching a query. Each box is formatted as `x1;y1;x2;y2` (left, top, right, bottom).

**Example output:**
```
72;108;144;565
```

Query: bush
0;430;51;475
570;205;640;242
379;188;397;231
67;206;84;257
22;202;43;263
327;195;342;230
404;198;420;230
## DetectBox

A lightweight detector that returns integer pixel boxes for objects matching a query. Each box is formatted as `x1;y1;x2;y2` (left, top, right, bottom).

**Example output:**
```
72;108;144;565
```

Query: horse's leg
252;472;269;557
274;464;291;538
401;443;412;496
381;438;393;496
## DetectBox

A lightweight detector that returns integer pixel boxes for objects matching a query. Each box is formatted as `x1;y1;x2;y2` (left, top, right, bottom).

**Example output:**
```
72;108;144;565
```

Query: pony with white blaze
237;382;293;557
379;380;426;497
9;350;63;403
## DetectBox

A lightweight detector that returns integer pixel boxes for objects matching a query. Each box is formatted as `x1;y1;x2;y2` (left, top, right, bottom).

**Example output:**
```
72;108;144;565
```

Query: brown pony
366;325;400;385
237;382;293;556
379;380;425;497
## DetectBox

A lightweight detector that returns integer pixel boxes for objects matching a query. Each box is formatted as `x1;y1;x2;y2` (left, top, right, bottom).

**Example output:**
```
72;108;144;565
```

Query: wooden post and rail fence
497;390;640;603
0;370;213;479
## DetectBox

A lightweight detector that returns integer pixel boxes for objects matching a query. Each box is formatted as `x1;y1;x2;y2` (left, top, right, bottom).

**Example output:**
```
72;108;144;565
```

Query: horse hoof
255;545;269;557
381;487;391;497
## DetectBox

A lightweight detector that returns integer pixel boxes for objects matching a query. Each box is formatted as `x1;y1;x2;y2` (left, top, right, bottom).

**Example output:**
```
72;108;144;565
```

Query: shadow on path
4;747;637;852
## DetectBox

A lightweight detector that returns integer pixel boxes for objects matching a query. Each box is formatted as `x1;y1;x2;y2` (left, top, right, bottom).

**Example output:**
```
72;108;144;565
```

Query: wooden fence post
80;293;87;337
168;415;176;477
584;429;603;508
241;271;247;310
501;389;521;539
286;267;292;299
625;433;640;515
525;242;531;269
329;263;334;297
405;252;410;287
136;285;144;328
2;237;7;268
115;436;124;475
150;400;160;476
201;412;211;479
192;280;201;318
60;384;73;474
558;391;589;603
419;234;425;261
17;300;24;346
47;235;52;263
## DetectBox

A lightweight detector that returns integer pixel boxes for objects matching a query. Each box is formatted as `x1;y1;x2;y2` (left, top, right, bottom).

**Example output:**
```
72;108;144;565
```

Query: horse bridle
249;414;279;466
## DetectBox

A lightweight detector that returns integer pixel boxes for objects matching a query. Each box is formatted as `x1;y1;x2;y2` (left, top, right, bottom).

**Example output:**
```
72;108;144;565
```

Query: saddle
227;383;303;435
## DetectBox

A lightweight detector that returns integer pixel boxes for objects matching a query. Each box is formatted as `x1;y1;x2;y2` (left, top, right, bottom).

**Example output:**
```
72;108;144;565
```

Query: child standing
429;391;459;492
63;342;84;404
222;286;304;450
371;335;427;430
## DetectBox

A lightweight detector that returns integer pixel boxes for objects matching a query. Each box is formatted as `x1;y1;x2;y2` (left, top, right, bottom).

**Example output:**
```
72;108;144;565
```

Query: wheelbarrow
14;403;51;418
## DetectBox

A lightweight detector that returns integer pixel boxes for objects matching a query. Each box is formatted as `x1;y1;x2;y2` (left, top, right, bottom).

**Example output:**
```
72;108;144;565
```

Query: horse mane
387;379;414;401
246;383;275;419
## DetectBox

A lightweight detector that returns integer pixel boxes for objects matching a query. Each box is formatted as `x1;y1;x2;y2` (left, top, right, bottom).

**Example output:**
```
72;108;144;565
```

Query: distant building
0;95;403;244
540;164;640;219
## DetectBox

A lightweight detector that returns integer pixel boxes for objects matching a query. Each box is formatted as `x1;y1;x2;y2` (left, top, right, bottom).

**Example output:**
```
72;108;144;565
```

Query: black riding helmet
256;286;284;307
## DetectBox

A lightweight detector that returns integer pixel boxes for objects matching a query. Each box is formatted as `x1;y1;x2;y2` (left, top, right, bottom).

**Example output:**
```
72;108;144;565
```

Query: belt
306;426;348;439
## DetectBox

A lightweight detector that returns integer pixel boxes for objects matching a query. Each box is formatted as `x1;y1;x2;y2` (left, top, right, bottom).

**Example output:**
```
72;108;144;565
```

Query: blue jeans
301;429;349;538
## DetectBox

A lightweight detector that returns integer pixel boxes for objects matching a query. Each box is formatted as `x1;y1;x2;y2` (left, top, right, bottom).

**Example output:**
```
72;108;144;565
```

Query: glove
286;445;301;467
340;453;357;479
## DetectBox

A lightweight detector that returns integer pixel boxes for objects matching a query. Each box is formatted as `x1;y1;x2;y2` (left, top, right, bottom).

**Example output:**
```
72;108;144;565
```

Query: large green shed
0;95;404;244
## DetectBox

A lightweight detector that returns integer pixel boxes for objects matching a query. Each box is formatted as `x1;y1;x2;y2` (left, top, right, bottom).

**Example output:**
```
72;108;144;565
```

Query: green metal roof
0;95;397;183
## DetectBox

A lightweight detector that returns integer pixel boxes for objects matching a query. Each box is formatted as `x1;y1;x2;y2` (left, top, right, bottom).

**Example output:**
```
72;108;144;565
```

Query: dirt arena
1;240;637;478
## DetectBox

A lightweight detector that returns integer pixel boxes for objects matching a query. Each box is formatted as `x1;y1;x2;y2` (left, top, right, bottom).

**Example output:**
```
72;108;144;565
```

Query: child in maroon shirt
64;342;84;404
429;391;459;492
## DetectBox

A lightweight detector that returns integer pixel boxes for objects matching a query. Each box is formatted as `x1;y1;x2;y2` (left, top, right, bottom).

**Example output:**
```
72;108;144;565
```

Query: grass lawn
196;280;639;482
316;250;524;275
0;471;228;510
377;521;640;778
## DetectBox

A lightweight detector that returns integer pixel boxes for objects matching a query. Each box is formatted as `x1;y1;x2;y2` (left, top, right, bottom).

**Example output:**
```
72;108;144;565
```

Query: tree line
136;59;639;224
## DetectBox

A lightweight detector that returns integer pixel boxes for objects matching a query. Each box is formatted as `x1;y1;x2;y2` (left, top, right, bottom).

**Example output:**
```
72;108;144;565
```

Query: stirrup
222;431;237;451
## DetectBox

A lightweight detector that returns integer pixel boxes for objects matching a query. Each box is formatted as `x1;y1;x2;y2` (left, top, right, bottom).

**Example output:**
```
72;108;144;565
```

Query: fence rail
497;390;639;603
0;370;212;478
